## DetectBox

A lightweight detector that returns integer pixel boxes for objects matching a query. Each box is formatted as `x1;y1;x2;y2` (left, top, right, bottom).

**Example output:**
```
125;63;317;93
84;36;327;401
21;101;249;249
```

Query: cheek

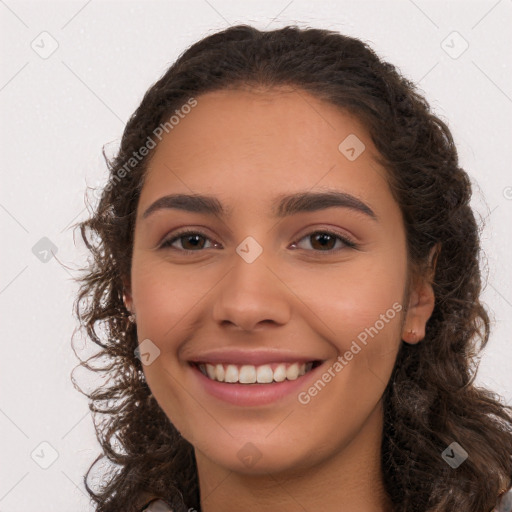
130;256;198;432
131;255;205;337
293;253;405;333
289;254;406;381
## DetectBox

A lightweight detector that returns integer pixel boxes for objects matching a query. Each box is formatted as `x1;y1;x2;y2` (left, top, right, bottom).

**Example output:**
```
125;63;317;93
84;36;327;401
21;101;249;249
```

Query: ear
122;278;134;313
401;244;440;345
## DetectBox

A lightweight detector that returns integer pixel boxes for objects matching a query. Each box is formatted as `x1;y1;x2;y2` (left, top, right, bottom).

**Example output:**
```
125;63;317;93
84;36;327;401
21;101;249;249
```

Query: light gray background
1;0;511;510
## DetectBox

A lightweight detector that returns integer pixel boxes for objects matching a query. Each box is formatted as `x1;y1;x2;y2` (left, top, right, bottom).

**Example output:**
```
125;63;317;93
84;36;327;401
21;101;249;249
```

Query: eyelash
159;228;359;254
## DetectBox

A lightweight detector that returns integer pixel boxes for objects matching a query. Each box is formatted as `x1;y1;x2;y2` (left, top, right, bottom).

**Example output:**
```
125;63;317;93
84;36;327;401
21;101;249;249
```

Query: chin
194;435;320;476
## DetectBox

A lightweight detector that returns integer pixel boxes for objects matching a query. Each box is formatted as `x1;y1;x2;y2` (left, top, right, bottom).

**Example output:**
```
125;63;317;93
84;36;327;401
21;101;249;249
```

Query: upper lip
187;349;324;366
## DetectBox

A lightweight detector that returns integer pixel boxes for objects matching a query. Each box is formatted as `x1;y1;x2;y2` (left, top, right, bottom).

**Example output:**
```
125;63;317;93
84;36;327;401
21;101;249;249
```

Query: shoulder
139;498;174;512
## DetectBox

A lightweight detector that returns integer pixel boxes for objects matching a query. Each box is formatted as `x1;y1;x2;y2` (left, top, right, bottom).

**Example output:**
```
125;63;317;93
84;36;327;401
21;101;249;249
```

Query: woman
73;25;512;512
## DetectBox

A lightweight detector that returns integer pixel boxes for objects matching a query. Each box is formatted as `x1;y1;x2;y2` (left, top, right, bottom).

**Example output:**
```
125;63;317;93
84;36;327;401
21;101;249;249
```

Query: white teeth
198;361;315;384
215;363;225;382
239;365;257;384
286;362;299;381
206;364;216;379
225;364;239;383
273;364;287;382
256;365;274;383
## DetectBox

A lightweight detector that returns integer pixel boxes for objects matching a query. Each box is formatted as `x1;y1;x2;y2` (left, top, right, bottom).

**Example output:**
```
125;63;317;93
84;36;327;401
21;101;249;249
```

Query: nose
211;252;292;332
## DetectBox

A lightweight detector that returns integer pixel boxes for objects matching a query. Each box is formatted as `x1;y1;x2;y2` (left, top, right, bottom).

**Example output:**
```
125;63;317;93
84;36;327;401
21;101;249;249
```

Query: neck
195;401;394;512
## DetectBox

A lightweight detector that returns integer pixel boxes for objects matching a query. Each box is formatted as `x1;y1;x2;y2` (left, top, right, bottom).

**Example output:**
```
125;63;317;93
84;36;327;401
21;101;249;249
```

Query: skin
123;87;436;512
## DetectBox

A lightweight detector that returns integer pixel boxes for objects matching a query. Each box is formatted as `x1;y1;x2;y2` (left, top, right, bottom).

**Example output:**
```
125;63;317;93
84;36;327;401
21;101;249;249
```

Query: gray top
140;487;512;511
140;499;173;512
495;488;512;512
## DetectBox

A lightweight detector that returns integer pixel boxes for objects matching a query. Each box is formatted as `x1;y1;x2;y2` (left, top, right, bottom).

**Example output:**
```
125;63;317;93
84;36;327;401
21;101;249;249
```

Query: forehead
138;87;392;217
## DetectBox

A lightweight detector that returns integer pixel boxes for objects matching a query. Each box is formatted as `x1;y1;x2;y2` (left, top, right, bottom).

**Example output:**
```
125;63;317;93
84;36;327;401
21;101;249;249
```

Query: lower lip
189;362;325;406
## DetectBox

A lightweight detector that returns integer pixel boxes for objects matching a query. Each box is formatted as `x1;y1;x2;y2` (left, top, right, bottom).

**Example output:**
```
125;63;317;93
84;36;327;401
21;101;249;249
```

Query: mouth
189;360;324;384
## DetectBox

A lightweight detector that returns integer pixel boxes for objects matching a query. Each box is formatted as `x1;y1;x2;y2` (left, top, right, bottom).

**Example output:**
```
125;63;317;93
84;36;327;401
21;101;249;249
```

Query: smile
189;360;325;406
194;361;322;384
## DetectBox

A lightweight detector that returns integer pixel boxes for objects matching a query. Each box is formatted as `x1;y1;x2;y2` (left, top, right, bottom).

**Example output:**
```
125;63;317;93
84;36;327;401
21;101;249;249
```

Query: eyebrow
141;191;378;221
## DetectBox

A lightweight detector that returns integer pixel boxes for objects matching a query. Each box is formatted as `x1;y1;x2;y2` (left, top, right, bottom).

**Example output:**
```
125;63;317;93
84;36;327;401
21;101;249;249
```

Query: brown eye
292;230;357;252
159;229;358;254
309;232;338;251
160;231;215;251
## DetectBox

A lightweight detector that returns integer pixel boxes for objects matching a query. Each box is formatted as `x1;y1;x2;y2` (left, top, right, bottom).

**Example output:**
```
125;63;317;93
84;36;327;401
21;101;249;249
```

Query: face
125;87;431;476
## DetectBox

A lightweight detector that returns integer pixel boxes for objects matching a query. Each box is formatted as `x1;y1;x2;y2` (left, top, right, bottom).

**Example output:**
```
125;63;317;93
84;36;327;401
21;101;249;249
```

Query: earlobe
401;244;439;345
401;282;435;344
122;279;134;314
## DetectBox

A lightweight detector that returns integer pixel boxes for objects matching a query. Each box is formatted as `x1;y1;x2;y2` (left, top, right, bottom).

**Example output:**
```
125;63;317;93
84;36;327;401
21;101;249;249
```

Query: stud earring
122;292;135;322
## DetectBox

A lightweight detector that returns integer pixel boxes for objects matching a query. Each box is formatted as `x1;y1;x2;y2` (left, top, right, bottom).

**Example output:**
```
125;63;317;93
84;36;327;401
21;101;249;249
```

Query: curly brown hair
72;24;512;512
